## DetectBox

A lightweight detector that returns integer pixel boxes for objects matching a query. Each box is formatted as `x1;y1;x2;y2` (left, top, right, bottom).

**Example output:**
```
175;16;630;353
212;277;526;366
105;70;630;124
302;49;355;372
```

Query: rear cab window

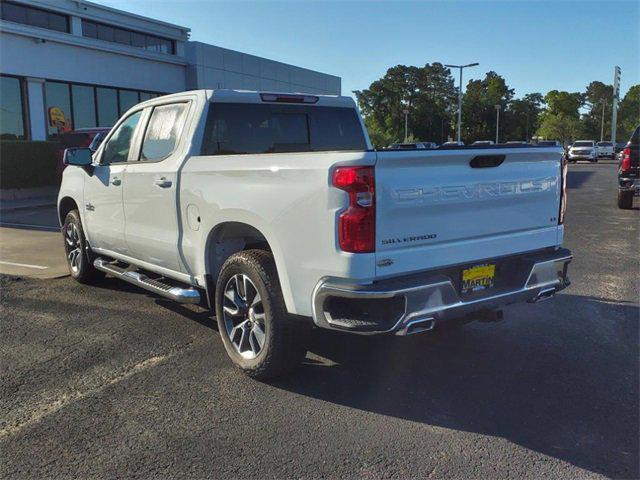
202;103;366;155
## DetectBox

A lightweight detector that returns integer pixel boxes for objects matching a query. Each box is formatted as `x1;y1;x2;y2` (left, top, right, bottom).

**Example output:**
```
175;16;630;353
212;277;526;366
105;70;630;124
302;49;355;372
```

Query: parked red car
56;127;111;178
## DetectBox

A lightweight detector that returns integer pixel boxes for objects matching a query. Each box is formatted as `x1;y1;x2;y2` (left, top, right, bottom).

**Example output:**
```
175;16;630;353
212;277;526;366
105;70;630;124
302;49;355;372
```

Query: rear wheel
215;249;307;379
62;210;105;283
618;190;634;209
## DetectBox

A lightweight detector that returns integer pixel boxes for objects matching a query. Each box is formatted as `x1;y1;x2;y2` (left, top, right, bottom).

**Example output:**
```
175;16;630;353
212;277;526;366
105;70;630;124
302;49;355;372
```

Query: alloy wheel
222;274;266;359
64;222;82;274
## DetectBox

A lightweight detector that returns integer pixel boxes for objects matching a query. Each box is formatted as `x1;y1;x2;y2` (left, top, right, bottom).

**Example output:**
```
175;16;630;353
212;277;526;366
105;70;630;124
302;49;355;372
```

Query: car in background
387;142;437;150
471;140;494;146
56;127;111;178
617;125;639;209
596;141;615;159
505;141;528;145
567;140;597;163
441;141;465;147
537;140;562;147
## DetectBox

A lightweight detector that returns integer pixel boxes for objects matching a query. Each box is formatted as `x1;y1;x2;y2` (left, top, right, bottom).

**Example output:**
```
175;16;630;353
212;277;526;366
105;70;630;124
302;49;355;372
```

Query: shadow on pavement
566;171;595;189
273;294;639;478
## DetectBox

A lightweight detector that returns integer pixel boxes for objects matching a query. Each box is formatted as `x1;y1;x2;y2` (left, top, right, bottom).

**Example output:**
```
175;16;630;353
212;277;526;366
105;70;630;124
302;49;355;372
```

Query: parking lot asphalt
0;162;638;479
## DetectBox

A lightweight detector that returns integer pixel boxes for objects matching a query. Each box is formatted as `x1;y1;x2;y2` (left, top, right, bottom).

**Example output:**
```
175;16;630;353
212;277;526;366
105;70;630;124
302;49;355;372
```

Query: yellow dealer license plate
461;264;496;294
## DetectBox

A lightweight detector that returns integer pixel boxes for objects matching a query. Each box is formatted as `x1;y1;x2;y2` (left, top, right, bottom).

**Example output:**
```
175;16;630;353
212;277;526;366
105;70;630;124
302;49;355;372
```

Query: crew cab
567;140;597;162
596;141;615;159
58;90;572;379
617;125;639;209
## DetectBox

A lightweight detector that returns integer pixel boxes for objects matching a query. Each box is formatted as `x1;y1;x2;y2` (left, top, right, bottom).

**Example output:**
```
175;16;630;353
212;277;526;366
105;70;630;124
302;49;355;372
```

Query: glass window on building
72;85;97;129
96;88;118;127
0;76;26;140
119;90;139;115
45;81;72;138
1;1;68;33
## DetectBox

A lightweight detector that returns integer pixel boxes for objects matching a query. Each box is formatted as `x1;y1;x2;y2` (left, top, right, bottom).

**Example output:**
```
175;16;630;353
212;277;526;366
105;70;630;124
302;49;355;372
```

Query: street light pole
495;104;501;144
445;62;479;143
403;109;409;143
600;102;605;142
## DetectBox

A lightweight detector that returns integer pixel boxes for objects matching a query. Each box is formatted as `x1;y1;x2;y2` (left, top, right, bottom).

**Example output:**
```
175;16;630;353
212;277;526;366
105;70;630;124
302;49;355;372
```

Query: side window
140;103;188;161
101;110;142;164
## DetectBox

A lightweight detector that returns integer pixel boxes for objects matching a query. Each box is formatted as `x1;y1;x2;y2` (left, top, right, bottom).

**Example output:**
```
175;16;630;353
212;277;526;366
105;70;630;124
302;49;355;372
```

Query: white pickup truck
59;90;572;378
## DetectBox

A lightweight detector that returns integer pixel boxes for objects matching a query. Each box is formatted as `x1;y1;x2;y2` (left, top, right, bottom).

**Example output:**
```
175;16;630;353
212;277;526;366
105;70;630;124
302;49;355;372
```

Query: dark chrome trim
312;249;572;335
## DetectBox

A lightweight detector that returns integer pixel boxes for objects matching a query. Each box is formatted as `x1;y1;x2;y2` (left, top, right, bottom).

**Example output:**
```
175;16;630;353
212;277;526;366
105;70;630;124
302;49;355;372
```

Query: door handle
154;177;172;188
111;177;122;186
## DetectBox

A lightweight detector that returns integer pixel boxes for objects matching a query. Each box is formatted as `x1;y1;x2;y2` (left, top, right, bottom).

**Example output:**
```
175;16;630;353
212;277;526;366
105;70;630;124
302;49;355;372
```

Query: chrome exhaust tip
396;317;435;336
528;287;556;303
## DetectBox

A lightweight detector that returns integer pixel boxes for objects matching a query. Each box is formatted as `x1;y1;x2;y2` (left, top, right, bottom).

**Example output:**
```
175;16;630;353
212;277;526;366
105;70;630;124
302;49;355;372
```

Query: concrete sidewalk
0;227;68;279
0;195;57;212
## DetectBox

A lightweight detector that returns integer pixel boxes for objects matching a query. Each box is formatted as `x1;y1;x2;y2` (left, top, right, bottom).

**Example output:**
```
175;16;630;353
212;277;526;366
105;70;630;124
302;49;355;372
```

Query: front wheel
62;210;105;283
618;190;634;209
215;249;307;379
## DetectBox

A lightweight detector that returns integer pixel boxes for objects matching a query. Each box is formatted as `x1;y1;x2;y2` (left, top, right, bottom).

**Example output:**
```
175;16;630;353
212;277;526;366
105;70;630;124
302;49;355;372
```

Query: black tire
617;190;634;209
62;210;105;284
215;249;307;379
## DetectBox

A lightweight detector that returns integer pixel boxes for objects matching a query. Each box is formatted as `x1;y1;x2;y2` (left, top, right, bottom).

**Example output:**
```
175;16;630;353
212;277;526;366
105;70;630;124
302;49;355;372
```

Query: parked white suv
596;141;615;159
58;90;572;378
568;140;597;163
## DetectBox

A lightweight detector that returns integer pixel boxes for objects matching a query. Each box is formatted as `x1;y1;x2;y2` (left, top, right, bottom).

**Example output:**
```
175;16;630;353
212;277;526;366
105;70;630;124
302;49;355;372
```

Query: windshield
573;141;593;147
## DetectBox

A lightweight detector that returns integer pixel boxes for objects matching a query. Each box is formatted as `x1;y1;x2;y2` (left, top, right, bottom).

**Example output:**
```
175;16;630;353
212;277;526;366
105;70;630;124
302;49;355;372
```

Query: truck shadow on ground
566;170;595;189
274;294;639;479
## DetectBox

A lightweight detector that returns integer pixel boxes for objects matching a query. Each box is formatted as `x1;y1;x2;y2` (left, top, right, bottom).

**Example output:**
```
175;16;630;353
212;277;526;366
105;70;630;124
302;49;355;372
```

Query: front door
123;102;190;272
83;110;143;254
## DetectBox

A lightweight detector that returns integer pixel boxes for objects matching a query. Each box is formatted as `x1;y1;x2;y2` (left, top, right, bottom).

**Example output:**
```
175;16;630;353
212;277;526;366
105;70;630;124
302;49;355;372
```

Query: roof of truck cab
207;89;356;108
134;89;356;109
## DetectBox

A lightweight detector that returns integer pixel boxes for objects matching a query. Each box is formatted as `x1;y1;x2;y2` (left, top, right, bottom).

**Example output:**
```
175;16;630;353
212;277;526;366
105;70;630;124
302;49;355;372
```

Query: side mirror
64;147;93;166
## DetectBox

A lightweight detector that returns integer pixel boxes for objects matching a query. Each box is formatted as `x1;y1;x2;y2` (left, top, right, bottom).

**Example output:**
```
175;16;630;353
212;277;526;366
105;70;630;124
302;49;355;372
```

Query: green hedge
0;140;60;189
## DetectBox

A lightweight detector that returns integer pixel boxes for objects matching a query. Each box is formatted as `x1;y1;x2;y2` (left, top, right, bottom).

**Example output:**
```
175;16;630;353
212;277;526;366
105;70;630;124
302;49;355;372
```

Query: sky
94;0;639;100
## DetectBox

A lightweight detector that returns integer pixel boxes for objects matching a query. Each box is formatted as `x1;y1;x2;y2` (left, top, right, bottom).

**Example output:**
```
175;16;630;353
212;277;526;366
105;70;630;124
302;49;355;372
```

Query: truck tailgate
375;147;563;277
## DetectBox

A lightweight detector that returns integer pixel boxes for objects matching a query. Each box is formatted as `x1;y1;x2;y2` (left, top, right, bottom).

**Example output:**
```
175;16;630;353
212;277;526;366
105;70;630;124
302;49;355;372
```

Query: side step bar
93;258;201;304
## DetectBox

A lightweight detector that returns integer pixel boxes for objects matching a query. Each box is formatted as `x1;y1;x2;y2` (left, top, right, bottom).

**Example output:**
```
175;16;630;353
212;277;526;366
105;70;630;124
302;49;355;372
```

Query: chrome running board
93;258;200;304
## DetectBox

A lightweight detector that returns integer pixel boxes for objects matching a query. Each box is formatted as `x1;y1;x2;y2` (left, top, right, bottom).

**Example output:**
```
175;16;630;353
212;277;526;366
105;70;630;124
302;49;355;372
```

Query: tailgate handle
470;155;505;168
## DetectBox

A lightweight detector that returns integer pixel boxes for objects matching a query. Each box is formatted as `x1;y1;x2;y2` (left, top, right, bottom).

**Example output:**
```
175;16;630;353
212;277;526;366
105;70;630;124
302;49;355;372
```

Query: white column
26;77;46;141
70;16;83;36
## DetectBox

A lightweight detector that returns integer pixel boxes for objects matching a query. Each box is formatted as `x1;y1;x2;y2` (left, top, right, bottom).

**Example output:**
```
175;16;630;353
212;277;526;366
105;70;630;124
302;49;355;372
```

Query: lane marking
0;260;49;270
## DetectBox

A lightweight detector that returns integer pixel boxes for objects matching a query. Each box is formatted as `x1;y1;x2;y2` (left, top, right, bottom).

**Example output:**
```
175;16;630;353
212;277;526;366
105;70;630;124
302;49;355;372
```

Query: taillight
620;147;631;172
559;156;567;224
332;166;375;253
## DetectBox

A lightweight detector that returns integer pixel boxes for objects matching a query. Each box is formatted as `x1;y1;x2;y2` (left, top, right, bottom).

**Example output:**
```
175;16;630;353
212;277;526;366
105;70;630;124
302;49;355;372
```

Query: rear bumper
619;176;640;194
312;248;572;335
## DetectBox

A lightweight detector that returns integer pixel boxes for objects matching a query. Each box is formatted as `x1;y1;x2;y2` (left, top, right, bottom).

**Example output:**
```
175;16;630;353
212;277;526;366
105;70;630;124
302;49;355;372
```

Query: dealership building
0;0;341;141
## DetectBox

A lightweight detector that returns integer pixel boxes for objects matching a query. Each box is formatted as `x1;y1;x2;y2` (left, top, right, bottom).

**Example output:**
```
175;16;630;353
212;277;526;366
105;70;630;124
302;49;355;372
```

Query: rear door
123;101;191;272
374;147;563;277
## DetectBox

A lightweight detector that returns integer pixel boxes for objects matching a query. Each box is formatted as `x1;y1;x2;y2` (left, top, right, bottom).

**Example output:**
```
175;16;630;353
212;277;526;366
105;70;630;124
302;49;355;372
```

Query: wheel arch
202;220;295;314
58;196;79;226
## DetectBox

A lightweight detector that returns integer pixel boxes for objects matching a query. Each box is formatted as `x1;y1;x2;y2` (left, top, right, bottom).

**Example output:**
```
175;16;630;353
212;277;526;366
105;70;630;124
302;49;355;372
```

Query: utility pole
445;62;479;143
600;102;605;142
495;104;501;143
403;109;409;143
611;66;621;143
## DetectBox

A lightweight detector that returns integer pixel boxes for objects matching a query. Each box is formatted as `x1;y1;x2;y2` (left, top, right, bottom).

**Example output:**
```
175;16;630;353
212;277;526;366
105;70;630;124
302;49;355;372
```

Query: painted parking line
0;260;49;270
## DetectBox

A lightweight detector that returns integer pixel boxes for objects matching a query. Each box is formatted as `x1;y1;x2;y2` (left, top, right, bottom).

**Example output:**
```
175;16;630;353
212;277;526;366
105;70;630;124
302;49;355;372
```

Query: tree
537;113;582;144
543;90;584;118
617;85;640;141
460;71;514;143
355;63;457;147
504;93;544;141
581;81;614;141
